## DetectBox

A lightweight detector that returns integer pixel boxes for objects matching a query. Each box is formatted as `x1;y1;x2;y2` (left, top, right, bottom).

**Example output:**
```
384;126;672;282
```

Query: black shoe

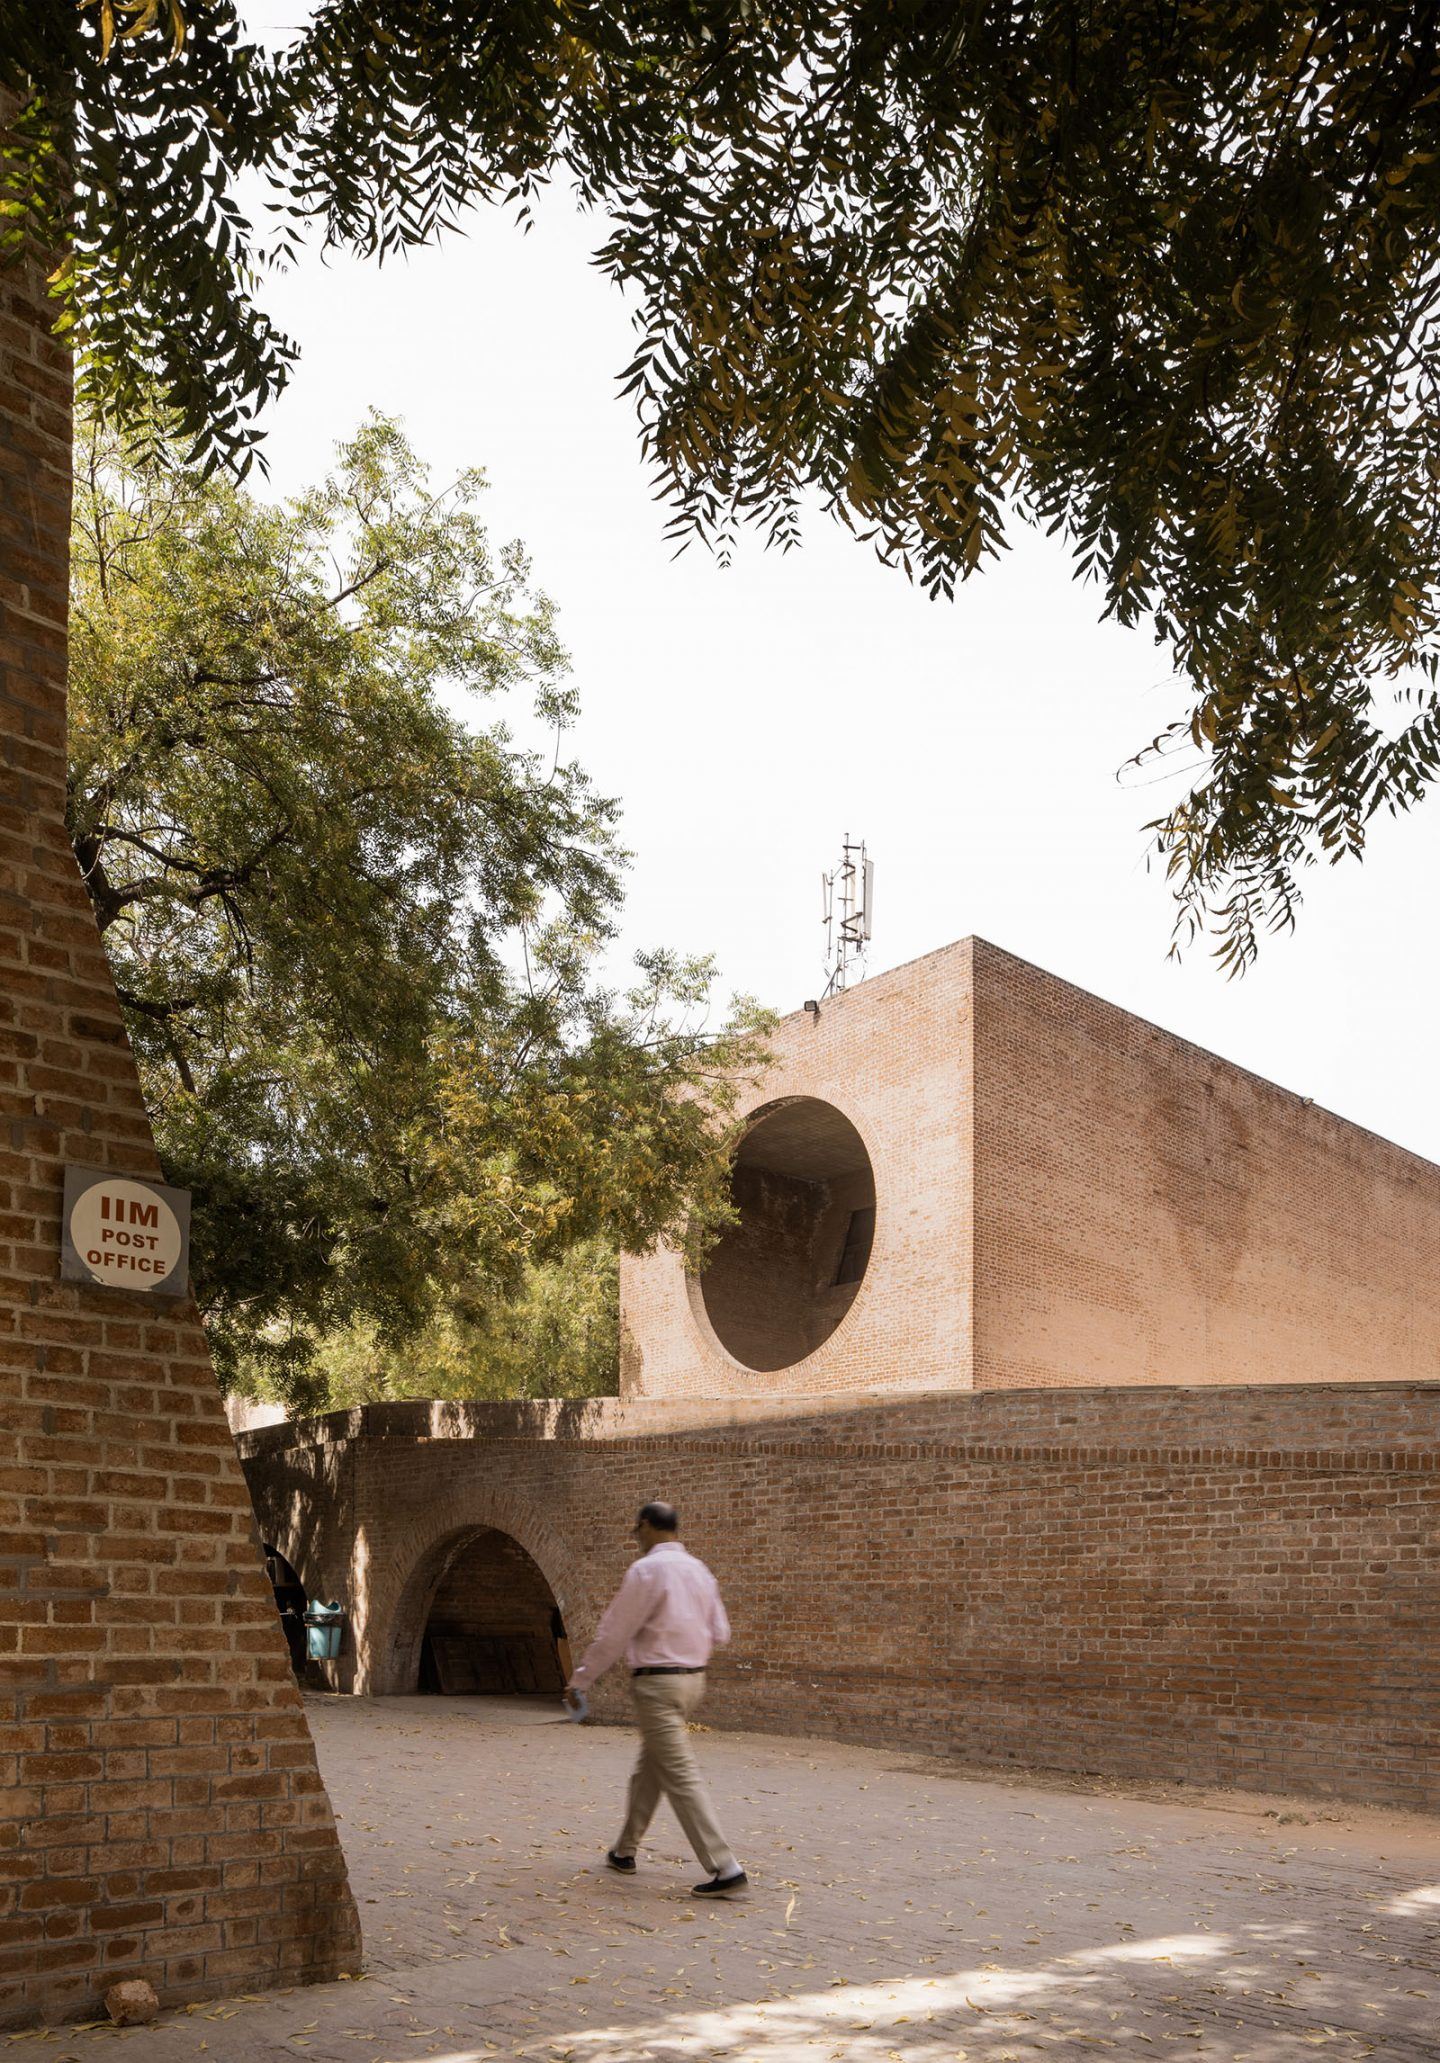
605;1849;636;1874
691;1870;748;1898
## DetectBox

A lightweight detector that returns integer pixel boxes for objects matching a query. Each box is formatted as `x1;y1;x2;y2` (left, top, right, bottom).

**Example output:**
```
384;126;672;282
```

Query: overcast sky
239;46;1439;1165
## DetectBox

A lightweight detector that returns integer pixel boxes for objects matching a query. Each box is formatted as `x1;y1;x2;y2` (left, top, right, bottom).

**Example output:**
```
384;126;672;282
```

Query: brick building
0;111;358;2030
622;936;1440;1397
233;937;1440;1820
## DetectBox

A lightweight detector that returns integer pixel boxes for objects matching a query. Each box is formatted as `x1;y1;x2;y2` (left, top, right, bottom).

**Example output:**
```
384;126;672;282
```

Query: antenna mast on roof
821;836;874;998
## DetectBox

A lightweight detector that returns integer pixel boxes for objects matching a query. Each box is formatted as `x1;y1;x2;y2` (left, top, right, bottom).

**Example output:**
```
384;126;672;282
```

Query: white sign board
60;1166;191;1298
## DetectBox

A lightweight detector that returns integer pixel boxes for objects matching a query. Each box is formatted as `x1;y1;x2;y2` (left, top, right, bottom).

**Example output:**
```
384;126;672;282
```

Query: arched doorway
416;1527;567;1696
263;1543;307;1676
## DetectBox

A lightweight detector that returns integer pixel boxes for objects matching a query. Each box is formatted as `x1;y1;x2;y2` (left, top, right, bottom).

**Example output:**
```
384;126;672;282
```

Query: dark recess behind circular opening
695;1099;875;1371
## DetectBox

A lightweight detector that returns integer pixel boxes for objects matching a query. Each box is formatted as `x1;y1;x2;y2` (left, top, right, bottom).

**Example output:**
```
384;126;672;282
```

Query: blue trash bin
303;1602;344;1661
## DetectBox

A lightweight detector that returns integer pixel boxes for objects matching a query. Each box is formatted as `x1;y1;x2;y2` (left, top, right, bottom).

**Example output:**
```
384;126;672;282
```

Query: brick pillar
0;96;360;2027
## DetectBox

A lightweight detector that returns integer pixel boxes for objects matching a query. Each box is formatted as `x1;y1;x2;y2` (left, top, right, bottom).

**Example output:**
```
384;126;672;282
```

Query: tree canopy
68;410;770;1405
310;1239;622;1409
6;4;1440;963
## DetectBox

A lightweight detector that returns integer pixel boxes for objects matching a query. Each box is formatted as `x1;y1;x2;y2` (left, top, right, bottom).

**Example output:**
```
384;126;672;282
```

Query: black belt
632;1665;706;1677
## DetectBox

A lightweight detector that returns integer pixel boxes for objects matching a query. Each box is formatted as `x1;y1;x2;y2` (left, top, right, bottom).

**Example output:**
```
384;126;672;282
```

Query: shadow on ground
42;1697;1440;2062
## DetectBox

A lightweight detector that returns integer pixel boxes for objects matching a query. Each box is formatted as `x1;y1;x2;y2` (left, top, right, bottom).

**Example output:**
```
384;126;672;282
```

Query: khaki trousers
615;1672;737;1878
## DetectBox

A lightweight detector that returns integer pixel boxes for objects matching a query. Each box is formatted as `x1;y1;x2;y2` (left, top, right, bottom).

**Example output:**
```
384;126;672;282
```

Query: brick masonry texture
0;125;360;2029
238;1384;1440;1813
972;938;1440;1389
622;936;1440;1396
621;940;975;1398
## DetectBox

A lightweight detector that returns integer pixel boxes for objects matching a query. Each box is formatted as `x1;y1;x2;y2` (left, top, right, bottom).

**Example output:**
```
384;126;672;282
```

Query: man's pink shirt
568;1541;730;1689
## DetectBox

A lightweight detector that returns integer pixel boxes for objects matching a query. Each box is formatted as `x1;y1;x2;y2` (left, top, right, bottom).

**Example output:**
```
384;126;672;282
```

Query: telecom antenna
821;835;874;997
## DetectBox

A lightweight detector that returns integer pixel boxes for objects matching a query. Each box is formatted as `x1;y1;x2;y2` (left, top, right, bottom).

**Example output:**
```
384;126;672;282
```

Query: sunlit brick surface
621;942;976;1398
623;937;1440;1396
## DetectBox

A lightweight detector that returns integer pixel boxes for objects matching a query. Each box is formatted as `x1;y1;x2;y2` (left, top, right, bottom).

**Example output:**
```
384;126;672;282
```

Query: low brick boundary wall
239;1383;1439;1812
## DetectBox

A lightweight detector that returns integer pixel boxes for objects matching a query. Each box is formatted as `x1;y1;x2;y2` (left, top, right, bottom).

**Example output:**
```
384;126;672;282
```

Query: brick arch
355;1479;591;1695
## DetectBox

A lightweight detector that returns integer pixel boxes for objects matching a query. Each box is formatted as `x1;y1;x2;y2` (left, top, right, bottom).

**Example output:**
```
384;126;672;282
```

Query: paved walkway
27;1696;1440;2061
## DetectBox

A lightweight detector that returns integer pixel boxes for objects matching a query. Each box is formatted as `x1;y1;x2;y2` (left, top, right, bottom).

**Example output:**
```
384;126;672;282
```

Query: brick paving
23;1694;1440;2062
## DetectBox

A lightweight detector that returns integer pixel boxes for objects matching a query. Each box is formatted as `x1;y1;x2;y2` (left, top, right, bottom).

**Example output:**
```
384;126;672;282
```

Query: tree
308;1240;621;1410
68;409;772;1406
6;6;1440;965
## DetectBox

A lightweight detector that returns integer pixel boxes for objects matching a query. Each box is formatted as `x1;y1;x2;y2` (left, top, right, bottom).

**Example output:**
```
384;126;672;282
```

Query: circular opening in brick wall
691;1097;875;1371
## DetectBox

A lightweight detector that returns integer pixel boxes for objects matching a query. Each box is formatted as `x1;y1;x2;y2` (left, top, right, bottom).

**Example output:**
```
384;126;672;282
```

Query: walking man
564;1501;746;1898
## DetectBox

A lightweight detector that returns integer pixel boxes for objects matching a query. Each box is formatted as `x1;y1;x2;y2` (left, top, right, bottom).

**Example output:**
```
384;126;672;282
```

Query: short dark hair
637;1500;678;1533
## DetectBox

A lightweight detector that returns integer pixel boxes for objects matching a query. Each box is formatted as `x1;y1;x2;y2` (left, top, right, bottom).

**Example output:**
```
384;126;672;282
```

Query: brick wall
623;937;1440;1397
621;941;975;1396
972;939;1440;1388
240;1384;1440;1812
0;100;359;2028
